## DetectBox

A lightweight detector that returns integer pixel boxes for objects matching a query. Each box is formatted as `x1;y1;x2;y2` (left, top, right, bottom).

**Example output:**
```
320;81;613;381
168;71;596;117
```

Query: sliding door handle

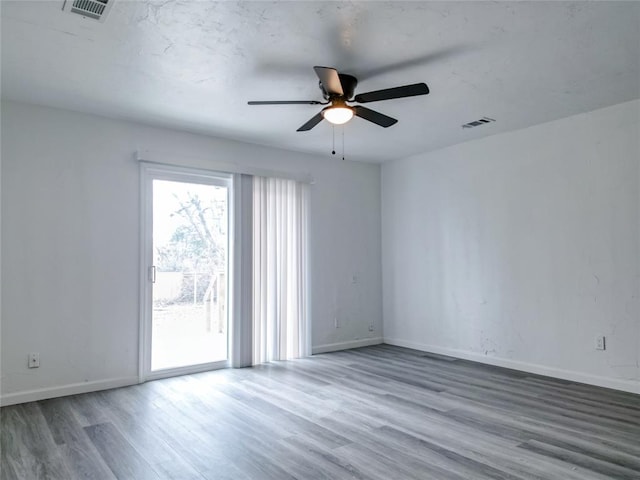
149;266;156;283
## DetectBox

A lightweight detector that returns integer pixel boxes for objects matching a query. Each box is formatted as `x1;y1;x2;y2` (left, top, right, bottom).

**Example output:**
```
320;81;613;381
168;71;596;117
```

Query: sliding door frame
139;162;233;382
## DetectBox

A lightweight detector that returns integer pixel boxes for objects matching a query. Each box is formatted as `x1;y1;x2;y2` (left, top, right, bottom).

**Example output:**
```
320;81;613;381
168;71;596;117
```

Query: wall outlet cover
28;352;40;368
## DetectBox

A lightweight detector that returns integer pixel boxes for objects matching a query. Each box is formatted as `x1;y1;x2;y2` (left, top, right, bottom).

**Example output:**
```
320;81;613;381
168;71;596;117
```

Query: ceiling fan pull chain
342;127;345;161
332;125;336;155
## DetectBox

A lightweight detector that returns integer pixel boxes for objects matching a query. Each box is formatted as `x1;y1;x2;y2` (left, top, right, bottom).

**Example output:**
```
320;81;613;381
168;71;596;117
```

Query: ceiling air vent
62;0;113;22
462;117;495;129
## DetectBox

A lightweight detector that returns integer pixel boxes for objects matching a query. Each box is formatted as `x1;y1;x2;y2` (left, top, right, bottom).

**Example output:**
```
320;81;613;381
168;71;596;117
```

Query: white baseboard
0;376;140;407
312;337;383;355
5;339;634;404
384;338;640;395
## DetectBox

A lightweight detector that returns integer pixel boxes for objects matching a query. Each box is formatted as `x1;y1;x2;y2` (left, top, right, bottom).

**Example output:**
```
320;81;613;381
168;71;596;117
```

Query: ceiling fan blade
353;106;398;128
354;83;429;103
248;100;324;105
313;66;344;96
296;112;324;131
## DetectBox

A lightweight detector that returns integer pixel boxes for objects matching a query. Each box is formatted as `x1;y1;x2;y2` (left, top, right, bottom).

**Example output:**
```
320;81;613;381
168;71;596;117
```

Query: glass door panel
151;179;228;371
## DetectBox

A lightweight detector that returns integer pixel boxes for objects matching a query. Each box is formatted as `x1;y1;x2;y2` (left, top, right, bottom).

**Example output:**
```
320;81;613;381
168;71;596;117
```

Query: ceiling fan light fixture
322;106;354;125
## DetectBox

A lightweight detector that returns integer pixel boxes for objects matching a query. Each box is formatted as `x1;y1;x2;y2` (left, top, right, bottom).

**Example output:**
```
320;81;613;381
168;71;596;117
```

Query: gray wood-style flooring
2;345;640;479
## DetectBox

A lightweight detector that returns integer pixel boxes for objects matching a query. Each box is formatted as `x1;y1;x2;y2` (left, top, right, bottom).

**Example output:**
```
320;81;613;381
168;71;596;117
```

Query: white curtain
252;176;309;364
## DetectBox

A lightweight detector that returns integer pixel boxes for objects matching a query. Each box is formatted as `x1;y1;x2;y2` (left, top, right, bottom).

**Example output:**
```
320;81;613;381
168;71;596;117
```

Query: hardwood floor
2;345;639;479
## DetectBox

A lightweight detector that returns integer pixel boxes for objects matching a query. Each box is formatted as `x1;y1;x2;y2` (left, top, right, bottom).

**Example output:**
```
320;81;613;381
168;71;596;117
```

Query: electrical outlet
334;317;339;329
28;352;40;368
368;324;374;332
595;336;606;351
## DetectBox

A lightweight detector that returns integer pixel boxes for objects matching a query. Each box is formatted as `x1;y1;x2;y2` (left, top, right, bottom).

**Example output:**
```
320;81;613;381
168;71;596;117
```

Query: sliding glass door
142;165;231;379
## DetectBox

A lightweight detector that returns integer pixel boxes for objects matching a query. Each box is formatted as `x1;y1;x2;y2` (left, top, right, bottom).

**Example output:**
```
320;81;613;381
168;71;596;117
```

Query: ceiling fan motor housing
320;73;358;101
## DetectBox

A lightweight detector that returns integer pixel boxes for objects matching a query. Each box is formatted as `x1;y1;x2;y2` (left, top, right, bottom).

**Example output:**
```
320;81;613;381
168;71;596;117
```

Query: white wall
0;101;383;404
382;99;640;393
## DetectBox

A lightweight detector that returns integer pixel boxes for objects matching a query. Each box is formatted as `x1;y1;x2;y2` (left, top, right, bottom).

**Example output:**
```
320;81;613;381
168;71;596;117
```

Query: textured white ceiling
1;1;639;162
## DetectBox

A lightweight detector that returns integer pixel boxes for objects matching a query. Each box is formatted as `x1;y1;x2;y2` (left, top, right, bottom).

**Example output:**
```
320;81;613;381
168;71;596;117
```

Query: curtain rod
134;150;315;184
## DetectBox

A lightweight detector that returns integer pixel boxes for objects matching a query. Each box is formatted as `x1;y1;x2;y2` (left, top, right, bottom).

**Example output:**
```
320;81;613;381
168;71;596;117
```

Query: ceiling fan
248;66;429;131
